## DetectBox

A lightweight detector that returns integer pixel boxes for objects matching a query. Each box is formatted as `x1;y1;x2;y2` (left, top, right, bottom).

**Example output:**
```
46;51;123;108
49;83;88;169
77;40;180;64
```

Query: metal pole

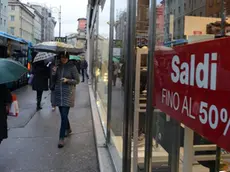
215;147;221;172
144;0;156;171
107;0;115;144
122;0;136;171
221;0;225;36
59;5;61;37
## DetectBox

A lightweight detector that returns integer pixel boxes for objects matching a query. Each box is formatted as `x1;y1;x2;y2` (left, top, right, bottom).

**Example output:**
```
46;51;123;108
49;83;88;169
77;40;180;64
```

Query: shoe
36;106;42;111
52;107;56;111
58;139;64;148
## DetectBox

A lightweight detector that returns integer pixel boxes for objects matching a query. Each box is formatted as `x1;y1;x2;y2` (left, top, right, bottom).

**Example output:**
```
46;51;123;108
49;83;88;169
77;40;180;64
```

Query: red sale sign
154;37;230;152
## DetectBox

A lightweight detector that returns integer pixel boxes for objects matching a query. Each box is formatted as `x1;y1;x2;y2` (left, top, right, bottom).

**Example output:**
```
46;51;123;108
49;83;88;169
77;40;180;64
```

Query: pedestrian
32;61;50;111
0;84;12;144
80;58;89;82
112;61;119;86
52;52;79;148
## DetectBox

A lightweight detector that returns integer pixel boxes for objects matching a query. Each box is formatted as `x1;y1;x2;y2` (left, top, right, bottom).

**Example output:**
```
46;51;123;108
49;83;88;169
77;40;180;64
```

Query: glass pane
96;1;110;131
109;0;127;171
154;0;229;171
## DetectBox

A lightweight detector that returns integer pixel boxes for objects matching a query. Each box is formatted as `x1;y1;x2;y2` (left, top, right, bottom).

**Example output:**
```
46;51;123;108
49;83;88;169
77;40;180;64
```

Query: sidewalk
0;83;99;172
8;85;50;129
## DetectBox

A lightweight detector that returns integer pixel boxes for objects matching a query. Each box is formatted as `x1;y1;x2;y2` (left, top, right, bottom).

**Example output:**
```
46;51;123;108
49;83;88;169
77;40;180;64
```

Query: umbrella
32;41;84;55
33;52;56;63
0;59;28;84
113;57;120;63
70;55;81;61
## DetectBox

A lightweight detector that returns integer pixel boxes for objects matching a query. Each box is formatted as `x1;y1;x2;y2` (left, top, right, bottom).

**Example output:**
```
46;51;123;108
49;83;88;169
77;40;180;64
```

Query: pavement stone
0;83;99;172
8;85;50;129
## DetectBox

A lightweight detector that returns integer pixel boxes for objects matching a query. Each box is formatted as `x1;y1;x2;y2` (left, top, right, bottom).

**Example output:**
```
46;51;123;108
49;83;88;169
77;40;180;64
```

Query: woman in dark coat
0;84;12;144
52;52;79;148
32;61;50;111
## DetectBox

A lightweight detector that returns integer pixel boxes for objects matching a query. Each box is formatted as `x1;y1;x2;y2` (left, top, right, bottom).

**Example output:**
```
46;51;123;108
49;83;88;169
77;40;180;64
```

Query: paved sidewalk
8;85;50;128
0;83;99;172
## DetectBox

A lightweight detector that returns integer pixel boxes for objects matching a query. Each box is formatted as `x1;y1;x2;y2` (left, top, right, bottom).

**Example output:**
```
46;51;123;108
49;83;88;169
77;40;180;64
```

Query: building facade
164;0;206;39
8;0;34;42
0;0;8;32
27;3;56;41
24;4;42;44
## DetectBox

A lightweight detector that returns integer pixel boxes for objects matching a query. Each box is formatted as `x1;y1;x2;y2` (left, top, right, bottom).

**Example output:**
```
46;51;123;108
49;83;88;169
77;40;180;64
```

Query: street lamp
50;5;62;37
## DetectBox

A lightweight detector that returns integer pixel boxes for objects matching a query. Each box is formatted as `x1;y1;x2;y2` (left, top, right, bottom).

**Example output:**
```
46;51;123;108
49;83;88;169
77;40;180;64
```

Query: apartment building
0;0;8;32
24;4;43;44
8;0;34;42
164;0;206;40
27;3;56;41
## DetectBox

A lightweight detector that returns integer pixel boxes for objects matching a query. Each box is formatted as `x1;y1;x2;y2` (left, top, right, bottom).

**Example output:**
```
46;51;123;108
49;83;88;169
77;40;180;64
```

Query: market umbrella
32;41;84;55
33;52;56;63
70;55;81;61
0;59;28;84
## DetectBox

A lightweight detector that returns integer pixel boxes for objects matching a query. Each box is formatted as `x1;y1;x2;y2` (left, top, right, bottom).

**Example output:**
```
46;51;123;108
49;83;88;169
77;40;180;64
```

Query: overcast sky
21;0;88;37
21;0;161;38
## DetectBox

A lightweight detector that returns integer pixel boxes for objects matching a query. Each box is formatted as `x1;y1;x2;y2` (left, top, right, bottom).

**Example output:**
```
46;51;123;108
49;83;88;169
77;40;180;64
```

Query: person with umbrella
32;60;50;111
52;51;79;148
0;59;27;144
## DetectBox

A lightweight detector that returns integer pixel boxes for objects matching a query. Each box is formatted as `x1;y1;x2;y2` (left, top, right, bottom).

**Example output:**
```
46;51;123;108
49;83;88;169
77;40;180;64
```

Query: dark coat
0;84;12;143
53;62;80;107
80;60;88;69
32;62;50;91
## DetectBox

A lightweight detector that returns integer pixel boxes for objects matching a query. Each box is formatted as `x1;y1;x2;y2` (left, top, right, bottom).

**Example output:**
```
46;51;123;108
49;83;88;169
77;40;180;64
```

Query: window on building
200;12;203;16
174;9;176;15
11;6;15;11
184;3;186;10
4;20;6;26
10;15;15;21
4;6;6;11
0;18;2;25
178;19;181;26
1;3;3;10
179;6;181;14
10;27;15;35
189;0;191;7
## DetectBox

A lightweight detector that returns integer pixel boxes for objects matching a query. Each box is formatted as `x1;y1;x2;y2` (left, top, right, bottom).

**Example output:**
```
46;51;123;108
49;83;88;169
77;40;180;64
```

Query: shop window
209;0;214;6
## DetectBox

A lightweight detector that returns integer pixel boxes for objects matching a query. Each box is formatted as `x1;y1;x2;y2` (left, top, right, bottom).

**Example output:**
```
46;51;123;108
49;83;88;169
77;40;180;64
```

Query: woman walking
52;52;79;148
32;61;50;111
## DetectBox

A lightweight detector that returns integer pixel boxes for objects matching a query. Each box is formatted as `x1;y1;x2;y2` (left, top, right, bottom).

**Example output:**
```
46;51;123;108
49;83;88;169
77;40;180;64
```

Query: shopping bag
8;94;19;117
28;74;34;85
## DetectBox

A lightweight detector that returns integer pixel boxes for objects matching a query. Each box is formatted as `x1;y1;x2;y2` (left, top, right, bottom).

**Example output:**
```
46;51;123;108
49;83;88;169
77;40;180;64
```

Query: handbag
28;74;34;85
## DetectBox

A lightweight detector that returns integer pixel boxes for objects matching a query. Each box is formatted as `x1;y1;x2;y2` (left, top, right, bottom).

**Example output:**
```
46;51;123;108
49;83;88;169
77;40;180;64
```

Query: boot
37;102;42;111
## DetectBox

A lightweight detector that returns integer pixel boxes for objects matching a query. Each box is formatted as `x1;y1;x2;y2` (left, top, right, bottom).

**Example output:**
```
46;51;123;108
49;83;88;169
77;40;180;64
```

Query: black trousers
36;90;43;106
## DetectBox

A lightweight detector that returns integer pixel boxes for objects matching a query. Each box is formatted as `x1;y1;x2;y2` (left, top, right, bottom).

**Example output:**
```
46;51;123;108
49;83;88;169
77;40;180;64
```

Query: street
0;83;99;172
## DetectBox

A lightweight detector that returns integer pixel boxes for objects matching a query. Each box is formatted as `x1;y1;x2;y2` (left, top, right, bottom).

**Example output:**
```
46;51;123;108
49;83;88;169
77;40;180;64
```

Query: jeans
81;69;89;82
59;106;71;139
